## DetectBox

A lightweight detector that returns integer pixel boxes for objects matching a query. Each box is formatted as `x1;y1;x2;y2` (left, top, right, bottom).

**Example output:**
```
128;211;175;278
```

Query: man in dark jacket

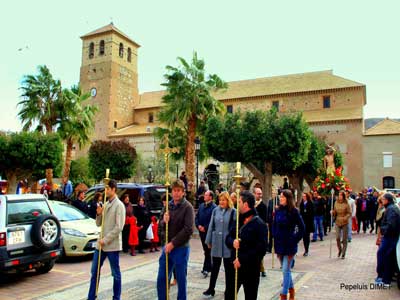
157;180;194;300
312;192;325;241
376;193;400;286
195;190;217;277
254;187;268;277
226;191;268;300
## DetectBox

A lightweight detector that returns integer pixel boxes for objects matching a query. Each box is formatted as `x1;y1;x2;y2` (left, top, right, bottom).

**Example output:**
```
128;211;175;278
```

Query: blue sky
1;0;399;131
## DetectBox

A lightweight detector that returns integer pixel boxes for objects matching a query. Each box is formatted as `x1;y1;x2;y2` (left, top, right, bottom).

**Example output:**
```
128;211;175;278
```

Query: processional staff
329;188;335;259
232;162;245;300
95;168;110;298
158;134;179;300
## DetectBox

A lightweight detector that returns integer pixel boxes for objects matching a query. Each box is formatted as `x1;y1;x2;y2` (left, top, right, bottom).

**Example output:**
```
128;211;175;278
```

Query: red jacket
126;216;139;246
151;222;159;243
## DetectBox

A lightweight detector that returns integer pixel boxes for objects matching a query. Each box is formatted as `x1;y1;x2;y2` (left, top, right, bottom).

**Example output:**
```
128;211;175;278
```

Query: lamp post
194;136;200;191
176;163;179;179
147;165;153;183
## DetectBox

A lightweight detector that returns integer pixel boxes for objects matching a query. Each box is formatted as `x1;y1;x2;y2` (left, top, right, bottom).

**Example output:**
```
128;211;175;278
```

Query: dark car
85;183;166;216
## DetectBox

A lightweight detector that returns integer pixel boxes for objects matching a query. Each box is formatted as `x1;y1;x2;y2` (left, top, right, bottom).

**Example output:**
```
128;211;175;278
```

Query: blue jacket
273;206;305;256
195;201;217;231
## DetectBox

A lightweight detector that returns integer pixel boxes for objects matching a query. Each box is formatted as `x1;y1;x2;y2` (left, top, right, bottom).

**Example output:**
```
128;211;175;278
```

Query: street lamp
176;163;179;179
147;165;153;183
194;136;201;191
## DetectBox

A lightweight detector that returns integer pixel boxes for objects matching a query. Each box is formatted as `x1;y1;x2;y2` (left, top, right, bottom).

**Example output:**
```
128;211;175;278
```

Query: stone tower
79;23;140;141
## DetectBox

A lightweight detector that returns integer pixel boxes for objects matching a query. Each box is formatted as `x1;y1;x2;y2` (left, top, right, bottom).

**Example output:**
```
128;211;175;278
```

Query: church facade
79;24;367;191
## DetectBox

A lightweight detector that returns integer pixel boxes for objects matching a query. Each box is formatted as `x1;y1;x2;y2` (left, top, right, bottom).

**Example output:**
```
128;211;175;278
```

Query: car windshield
7;199;51;225
51;202;88;221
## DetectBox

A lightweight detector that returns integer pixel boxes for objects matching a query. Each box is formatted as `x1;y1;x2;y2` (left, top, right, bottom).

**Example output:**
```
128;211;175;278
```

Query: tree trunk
45;122;52;134
246;161;272;205
46;168;53;189
63;138;73;181
288;174;304;207
185;116;197;188
5;171;17;194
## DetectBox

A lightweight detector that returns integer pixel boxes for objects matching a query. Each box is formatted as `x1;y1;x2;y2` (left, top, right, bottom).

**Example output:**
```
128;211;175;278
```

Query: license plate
8;230;25;245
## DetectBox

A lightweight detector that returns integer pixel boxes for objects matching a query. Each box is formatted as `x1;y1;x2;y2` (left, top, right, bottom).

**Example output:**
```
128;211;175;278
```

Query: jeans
280;255;294;295
88;250;121;300
347;217;352;240
157;246;190;300
313;216;324;241
377;236;398;284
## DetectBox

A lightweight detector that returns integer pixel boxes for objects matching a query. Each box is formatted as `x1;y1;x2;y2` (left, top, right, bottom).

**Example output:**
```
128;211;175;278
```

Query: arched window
383;176;395;189
119;43;124;58
99;40;105;55
127;47;132;62
89;42;94;59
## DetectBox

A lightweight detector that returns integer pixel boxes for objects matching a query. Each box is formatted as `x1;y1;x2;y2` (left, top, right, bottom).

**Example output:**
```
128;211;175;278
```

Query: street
0;232;398;300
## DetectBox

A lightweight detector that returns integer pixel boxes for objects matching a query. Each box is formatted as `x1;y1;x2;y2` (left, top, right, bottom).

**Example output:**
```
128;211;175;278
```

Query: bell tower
79;23;140;141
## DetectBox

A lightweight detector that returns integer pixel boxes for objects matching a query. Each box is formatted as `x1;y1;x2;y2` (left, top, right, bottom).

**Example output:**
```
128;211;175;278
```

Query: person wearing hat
375;192;400;287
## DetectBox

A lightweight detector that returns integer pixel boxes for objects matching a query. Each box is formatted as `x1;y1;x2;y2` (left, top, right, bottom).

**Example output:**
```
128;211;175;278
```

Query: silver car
0;194;62;274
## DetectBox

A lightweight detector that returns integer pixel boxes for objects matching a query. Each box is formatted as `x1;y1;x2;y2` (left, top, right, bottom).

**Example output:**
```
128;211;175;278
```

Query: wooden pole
232;162;244;300
329;188;334;259
158;134;179;300
95;168;110;298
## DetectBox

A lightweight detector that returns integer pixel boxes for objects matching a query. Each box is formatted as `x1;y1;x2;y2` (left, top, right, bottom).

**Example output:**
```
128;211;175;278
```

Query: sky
1;0;399;132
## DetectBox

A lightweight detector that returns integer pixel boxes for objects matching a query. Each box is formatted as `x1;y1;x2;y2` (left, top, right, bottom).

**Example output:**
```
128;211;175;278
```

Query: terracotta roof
135;70;364;109
108;124;158;138
364;118;400;136
81;23;140;48
303;107;363;123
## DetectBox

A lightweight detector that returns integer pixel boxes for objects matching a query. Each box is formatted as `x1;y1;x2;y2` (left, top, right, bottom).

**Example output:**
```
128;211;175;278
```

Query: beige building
363;119;400;189
79;24;368;191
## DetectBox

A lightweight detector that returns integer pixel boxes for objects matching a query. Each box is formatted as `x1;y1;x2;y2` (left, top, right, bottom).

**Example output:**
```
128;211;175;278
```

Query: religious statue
323;146;336;176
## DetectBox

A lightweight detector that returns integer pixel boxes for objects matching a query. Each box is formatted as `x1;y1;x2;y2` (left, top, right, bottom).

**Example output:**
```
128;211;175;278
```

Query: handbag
146;224;154;240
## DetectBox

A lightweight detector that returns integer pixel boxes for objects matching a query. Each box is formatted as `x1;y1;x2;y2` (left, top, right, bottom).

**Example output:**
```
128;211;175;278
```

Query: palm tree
18;65;62;133
58;85;97;180
158;52;227;185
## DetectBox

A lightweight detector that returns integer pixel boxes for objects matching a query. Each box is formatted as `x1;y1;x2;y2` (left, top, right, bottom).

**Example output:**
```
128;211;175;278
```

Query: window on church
127;48;132;62
114;121;118;129
89;42;94;59
148;113;154;123
272;101;279;111
323;96;331;108
227;105;233;114
99;40;105;55
119;43;124;58
383;152;392;168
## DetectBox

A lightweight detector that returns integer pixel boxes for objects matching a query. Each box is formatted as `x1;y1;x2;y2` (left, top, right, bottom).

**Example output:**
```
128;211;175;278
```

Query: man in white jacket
347;191;357;242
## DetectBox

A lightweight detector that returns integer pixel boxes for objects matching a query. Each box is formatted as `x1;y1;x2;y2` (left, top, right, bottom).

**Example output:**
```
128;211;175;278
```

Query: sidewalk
34;232;399;300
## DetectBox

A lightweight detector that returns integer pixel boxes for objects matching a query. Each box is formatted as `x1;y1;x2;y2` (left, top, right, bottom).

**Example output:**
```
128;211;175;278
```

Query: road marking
295;271;315;290
52;269;85;276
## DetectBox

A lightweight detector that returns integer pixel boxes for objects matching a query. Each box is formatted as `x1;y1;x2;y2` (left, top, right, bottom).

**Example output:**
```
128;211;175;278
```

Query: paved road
0;232;399;299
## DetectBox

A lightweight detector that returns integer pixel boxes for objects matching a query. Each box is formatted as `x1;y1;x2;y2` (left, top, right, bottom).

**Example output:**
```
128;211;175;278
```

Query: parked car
48;200;99;257
0;194;62;275
85;183;166;216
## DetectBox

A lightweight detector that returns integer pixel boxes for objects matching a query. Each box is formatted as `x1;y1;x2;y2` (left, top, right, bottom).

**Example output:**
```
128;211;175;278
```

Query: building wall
310;120;364;192
363;135;400;189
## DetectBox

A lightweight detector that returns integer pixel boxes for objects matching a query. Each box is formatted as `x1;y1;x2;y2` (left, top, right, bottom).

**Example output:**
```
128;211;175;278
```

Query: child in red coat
127;215;140;256
150;216;159;252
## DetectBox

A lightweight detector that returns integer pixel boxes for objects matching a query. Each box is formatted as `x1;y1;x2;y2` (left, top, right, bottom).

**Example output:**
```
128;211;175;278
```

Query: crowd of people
10;173;399;300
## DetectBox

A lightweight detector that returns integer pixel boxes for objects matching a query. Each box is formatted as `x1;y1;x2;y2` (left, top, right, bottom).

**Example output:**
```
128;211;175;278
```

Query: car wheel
36;260;55;274
31;215;61;250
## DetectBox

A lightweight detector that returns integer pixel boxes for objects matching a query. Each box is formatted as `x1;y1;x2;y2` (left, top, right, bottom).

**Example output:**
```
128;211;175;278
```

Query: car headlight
62;228;86;237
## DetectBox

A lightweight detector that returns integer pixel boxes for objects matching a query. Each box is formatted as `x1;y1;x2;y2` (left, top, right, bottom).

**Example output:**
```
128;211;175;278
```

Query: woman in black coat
300;192;314;256
134;196;151;253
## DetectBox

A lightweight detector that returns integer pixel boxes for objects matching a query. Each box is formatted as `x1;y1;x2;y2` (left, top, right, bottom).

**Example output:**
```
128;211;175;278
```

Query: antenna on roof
110;17;114;25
